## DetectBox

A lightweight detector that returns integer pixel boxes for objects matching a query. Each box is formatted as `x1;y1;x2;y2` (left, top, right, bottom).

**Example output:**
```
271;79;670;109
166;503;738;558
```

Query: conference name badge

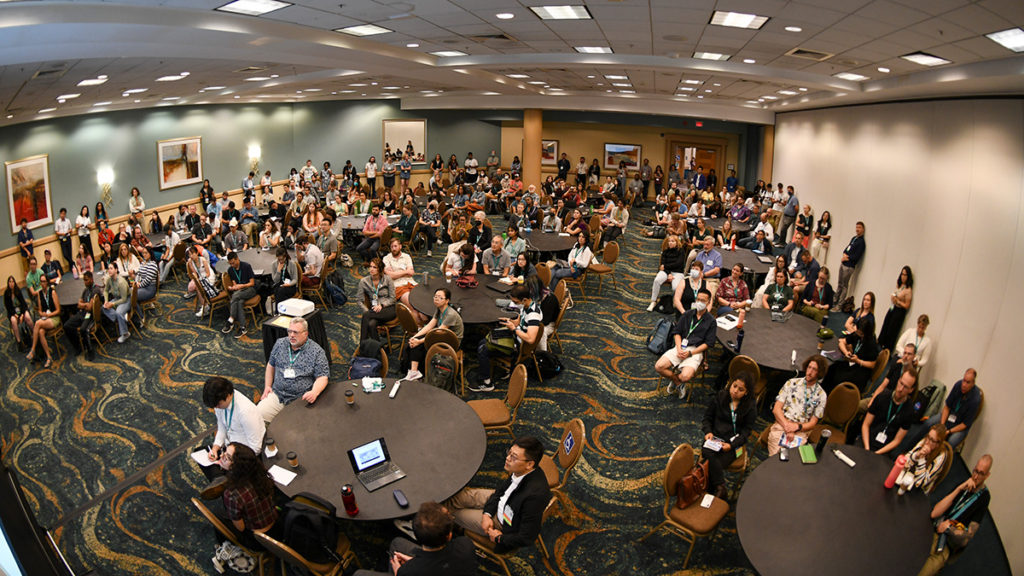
501;505;514;526
283;368;296;379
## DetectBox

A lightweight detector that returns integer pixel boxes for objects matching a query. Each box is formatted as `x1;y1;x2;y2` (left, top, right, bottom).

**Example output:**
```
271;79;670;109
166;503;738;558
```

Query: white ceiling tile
943;4;1016;35
830;14;902;37
953;36;1020;59
979;0;1024;27
855;0;930;27
265;6;361;29
775;2;849;26
890;0;972;17
715;0;789;17
902;17;977;44
879;28;947;50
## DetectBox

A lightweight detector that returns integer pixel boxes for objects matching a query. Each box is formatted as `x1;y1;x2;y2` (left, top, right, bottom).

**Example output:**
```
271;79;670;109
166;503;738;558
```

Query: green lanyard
225;395;235;430
885;396;903;427
288;344;303;366
436;305;449;327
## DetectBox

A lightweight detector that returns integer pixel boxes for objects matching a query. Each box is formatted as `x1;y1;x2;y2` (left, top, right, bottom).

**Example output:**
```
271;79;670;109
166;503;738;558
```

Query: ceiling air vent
32;68;67;80
234;66;268;73
785;47;833;62
471;33;517;44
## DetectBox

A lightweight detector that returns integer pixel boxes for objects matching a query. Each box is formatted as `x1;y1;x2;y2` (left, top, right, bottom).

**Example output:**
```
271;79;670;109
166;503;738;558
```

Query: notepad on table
268;465;297;486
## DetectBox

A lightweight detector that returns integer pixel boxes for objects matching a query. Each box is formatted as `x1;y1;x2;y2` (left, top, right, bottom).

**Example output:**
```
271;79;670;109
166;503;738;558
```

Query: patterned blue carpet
0;212;1006;576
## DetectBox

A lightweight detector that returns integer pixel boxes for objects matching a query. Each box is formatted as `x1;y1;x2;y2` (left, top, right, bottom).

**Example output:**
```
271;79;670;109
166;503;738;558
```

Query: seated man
738;211;774;249
864;342;917;412
473;284;540;393
222;251;257;338
198;376;265;480
915;368;981;450
24;256;43;300
790;249;820;302
64;270;103;359
354;501;476;576
239;197;260;243
917;455;993;576
851;367;920;455
692;236;722;297
799;265;834;323
296;236;324;288
257;317;329;423
40;250;63;281
403;288;464;382
222;219;249;255
482;236;511;277
767;355;828;456
655;288;716;400
192;213;214;250
314;218;339;269
357;205;389;263
446;437;551;554
783;231;805;272
383;238;418;317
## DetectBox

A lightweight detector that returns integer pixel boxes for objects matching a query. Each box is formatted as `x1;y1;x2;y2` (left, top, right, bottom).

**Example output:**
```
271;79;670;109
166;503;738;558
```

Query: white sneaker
405;369;423;381
666;381;678;395
426;249;432;257
678;384;688;400
118;333;130;343
646;301;656;312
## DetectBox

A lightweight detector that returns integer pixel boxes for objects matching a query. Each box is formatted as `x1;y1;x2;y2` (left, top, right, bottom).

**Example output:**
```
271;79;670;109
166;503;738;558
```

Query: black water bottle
736;328;745;353
821;312;829;327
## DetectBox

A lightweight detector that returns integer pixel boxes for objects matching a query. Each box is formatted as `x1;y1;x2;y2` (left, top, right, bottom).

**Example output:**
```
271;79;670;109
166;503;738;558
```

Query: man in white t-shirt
54;207;74;265
383;237;417;315
464;152;479;184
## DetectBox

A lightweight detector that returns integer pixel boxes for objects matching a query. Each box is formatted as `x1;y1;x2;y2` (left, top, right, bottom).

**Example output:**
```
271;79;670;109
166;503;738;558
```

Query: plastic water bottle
884;455;907;489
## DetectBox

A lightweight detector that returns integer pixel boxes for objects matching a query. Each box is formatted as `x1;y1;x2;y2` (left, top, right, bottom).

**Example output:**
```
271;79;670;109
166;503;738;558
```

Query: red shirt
223;485;277;531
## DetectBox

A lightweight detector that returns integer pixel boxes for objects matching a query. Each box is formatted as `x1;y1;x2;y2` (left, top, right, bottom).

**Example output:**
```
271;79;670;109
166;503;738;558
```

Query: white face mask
690;269;700;279
694;300;708;312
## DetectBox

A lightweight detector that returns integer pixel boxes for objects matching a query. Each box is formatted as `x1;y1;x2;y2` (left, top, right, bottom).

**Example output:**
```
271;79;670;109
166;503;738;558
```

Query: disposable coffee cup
264;437;278;458
345;390;355;406
286;451;298;468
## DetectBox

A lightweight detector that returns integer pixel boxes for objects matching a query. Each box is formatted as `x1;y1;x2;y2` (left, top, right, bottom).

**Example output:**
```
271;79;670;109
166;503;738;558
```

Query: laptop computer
346;437;406;492
486;281;513;293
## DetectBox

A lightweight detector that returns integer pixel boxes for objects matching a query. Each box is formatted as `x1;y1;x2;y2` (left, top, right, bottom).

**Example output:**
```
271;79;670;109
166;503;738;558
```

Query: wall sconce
248;144;261;174
97;166;114;206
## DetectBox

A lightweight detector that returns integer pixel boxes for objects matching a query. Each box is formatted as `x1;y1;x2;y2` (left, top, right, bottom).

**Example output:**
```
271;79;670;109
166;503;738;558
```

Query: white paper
716;316;738;331
700;493;715;508
702;438;723;452
191;449;214;467
268;465;298;486
557;232;570;237
254;269;264;275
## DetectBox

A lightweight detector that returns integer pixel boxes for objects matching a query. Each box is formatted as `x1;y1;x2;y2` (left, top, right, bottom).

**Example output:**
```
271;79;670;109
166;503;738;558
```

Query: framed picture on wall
603;143;641;170
541;140;559;165
5;154;53;233
383;119;427;164
157;136;203;190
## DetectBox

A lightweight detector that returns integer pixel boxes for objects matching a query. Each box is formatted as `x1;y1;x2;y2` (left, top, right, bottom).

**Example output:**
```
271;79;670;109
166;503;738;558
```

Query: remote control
393;489;409;508
833;449;856;468
389;381;401;398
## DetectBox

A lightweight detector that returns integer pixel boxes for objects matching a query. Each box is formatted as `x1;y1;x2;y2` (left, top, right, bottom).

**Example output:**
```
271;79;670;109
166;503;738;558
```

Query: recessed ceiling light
134;99;141;103
683;79;702;85
877;67;890;73
123;88;148;94
430;50;468;57
574;46;612;54
986;28;1024;52
156;72;190;82
713;83;721;86
746;100;759;104
496;12;514;20
710;11;769;30
798;87;808;92
693;52;729;61
92;101;112;107
370;82;378;85
525;81;544;85
604;75;628;80
761;95;777;100
339;90;355;94
244;76;271;82
337;24;392;36
234;95;241;99
38;107;56;114
834;72;869;81
382;86;400;90
678;87;695;92
743;58;756;64
900;52;951;66
586;75;596;79
612;82;631;87
56;93;80;100
758;98;765;102
215;0;291;16
349;83;367;87
619;90;635;94
778;90;797;95
506;74;530;79
530;5;592;20
77;76;108;87
201;86;226;91
406;42;420;48
304;88;322;92
547;87;564;91
162;96;181;101
704;89;712;93
6;114;13;119
784;26;802;33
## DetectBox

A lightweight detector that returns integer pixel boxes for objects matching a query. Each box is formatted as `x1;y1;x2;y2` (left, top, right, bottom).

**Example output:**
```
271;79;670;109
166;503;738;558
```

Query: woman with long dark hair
5;276;33;351
878;266;914;351
219;443;279;546
701;372;757;499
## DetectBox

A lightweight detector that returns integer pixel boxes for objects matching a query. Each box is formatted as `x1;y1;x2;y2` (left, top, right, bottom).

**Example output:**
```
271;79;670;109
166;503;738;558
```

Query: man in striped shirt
473;284;541;392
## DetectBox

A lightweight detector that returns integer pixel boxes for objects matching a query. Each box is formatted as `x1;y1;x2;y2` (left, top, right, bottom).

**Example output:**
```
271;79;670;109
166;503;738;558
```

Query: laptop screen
350;438;388;471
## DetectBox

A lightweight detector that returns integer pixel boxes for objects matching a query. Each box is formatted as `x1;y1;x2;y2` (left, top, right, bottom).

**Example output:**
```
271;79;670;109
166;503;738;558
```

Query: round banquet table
268;379;486;521
336;214;400;231
408;274;518;325
213;247;283;274
523;230;576;253
716;308;834;372
54;274;104;305
704;216;753;234
737;445;933;576
719;247;773;276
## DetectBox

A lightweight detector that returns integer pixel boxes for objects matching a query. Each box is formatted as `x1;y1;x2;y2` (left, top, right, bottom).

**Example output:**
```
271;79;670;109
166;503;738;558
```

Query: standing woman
128;187;146;218
364;156;378;196
653;165;664;196
5;276;33;351
399;153;413;194
810;210;832;262
94;201;109;225
76;205;94;260
27;275;60;367
878;266;914;351
382;154;397;194
701;372;757;499
358;258;396;342
588;158;601;186
430;153;444;179
219;443;280;548
796;204;814;248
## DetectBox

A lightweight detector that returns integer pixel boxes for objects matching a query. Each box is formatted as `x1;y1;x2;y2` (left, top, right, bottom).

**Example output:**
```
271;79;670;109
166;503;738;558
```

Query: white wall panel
774;98;1024;575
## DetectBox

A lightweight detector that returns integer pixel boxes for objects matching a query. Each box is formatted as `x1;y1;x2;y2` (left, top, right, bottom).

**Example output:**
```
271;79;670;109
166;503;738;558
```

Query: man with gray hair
257;316;329;422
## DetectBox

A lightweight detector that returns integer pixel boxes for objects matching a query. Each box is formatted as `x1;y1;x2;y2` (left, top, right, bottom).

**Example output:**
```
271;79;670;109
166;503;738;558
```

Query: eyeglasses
505;448;525;463
286;329;307;335
971;468;989;477
219;452;233;463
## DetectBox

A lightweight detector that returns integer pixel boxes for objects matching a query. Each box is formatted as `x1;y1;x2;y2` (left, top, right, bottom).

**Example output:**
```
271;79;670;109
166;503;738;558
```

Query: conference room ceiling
0;0;1022;126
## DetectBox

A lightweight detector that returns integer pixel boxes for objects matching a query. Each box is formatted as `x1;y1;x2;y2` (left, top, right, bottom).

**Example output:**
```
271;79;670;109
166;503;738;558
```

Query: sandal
43;357;52;368
26;350;34;361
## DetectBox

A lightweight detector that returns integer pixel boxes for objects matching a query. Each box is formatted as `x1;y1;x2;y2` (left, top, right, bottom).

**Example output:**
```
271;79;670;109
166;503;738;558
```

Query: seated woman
270;247;299;312
648;234;686;311
27;275;61;367
823;316;879;394
672;260;708;317
134;246;160;310
503;224;526;259
358;258;396;343
715;219;736;248
549;231;592;291
301;202;321;235
701;372;757;499
761;268;795;312
508;252;540;299
800;266;834;323
115;243;141;278
844;291;876;335
754;254;787;307
279;221;301;251
5;276;34;352
444;243;478;278
258;219;280;250
896;424;948;494
72;244;94;279
186;245;221;318
403;287;465;382
562;209;586;237
219;443;280;549
98;241;116;271
600;198;628;246
666;212;686;239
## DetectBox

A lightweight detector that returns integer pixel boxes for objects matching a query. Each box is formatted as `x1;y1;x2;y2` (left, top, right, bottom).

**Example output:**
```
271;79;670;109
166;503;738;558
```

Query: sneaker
234;327;246;339
221;322;233;334
118;333;130;343
646;301;656;312
426;249;432;257
468;380;494;392
393;518;416;540
666;381;678;395
404;369;423;382
183;291;196;300
678;384;688;400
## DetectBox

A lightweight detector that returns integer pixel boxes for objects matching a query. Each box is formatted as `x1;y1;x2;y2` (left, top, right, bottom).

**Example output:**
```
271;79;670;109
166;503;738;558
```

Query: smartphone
779;447;789;462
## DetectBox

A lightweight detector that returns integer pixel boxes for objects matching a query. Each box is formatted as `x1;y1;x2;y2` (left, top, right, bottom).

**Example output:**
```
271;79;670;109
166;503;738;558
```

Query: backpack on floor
646;316;674;355
326;268;348;305
534;350;563;379
653;293;675;315
280;493;340;565
426;352;457;393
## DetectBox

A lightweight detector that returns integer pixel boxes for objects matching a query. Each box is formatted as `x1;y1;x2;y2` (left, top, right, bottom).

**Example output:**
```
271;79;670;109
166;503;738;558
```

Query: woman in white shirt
259;220;281;250
128;187;146;216
365;156;378;195
260;171;274;204
75;205;94;260
549;231;593;291
115;243;141;278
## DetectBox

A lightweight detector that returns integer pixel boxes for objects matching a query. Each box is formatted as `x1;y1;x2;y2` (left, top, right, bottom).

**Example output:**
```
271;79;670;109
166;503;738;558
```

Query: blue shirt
268;337;329;405
240;206;259;224
784;193;799;216
696;248;722;278
945;382;981;431
726;176;738;192
17;228;34;258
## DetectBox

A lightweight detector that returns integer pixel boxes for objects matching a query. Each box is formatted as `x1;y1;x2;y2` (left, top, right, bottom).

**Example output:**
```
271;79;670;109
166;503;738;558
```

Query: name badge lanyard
436;305;449;327
730;406;738;437
682;316;700;346
231;267;244;284
287;346;303;368
885;396;904;429
225;396;235;430
802;382;816;418
946;488;986;523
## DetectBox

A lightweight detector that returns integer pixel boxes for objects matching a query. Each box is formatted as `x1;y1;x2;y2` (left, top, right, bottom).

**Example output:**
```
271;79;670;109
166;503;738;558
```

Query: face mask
694;300;708;312
690;269;700;279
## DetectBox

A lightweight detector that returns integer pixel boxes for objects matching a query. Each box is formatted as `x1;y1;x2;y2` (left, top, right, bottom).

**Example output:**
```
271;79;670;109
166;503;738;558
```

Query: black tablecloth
408;274;518;325
261;309;332;365
737;445;933;576
523;230;576;253
716;308;833;372
267;379;486;520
